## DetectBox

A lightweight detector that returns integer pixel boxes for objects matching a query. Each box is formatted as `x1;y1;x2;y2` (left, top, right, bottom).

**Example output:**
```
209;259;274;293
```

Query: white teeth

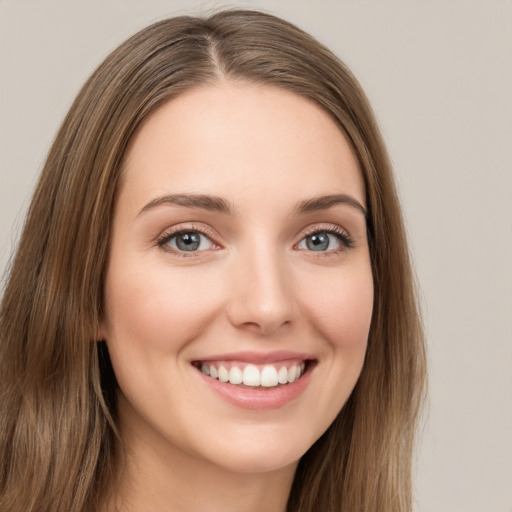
200;361;307;388
287;365;298;383
243;364;261;386
260;365;278;387
277;366;288;384
229;366;243;385
218;366;229;383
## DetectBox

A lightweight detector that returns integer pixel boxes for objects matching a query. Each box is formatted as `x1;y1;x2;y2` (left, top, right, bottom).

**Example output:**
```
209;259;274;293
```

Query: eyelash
297;225;355;254
156;224;219;258
156;223;354;257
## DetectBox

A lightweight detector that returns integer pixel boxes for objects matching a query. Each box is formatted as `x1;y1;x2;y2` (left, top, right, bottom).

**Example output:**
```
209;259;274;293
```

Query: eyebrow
137;193;236;217
294;194;367;218
137;192;367;218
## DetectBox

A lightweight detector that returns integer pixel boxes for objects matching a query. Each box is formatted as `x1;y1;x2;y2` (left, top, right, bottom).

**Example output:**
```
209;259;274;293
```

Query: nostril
241;321;288;336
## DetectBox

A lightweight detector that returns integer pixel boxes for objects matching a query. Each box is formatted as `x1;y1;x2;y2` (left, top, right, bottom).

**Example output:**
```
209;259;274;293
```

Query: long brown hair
0;10;426;511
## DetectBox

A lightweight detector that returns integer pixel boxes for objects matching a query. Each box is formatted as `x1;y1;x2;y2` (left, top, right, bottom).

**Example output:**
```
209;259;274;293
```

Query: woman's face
102;82;373;475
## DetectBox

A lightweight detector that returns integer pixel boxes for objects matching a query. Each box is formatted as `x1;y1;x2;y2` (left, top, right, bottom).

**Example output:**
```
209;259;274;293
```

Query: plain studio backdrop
1;1;511;511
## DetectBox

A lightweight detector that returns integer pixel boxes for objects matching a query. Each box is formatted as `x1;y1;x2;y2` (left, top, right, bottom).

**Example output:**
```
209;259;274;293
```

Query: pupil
306;232;329;251
176;232;200;251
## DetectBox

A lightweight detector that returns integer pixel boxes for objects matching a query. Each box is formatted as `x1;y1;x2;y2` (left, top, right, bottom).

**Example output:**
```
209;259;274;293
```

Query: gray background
1;1;511;511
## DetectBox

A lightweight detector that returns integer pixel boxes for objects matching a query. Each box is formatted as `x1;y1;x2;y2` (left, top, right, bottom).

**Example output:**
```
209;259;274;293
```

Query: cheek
288;262;373;445
102;262;225;357
298;264;374;351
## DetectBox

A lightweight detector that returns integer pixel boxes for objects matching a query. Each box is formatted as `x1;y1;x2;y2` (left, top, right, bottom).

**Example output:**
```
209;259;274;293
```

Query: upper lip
192;350;315;364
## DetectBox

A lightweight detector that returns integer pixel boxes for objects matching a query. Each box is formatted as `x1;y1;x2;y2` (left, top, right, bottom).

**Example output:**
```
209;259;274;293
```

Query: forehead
119;81;365;211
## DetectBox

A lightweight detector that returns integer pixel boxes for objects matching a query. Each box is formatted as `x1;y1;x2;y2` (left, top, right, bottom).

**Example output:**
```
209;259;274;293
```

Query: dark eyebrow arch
294;194;367;218
137;193;236;217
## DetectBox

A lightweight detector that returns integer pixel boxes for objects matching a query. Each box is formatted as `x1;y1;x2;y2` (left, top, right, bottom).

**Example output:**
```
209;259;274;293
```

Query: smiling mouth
192;360;312;389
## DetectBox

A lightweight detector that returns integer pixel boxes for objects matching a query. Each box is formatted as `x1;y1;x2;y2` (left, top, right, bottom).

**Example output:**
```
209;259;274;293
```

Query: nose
226;242;296;336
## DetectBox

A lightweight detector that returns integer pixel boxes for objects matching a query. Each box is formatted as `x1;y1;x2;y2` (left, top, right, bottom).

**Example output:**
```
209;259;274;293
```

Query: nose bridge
227;234;294;335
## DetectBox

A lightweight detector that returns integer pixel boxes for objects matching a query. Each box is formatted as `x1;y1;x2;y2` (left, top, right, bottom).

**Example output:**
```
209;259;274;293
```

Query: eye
161;230;216;253
297;229;353;252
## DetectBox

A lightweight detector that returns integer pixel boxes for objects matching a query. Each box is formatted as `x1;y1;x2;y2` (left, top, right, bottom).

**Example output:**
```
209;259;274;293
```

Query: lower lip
196;366;313;410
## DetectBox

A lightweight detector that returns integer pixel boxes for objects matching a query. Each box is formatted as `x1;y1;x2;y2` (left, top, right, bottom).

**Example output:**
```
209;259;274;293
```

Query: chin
211;446;303;475
188;423;319;475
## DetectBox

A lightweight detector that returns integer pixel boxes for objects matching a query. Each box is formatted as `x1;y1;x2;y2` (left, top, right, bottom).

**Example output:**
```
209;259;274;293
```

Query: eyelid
294;223;354;252
156;223;222;256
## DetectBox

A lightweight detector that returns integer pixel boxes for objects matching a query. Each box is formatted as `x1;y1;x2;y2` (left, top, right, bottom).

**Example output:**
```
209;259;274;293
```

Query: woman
0;9;426;512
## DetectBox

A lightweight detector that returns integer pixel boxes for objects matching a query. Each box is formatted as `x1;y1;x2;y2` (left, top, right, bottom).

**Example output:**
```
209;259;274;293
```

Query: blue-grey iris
306;232;330;251
176;232;201;251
